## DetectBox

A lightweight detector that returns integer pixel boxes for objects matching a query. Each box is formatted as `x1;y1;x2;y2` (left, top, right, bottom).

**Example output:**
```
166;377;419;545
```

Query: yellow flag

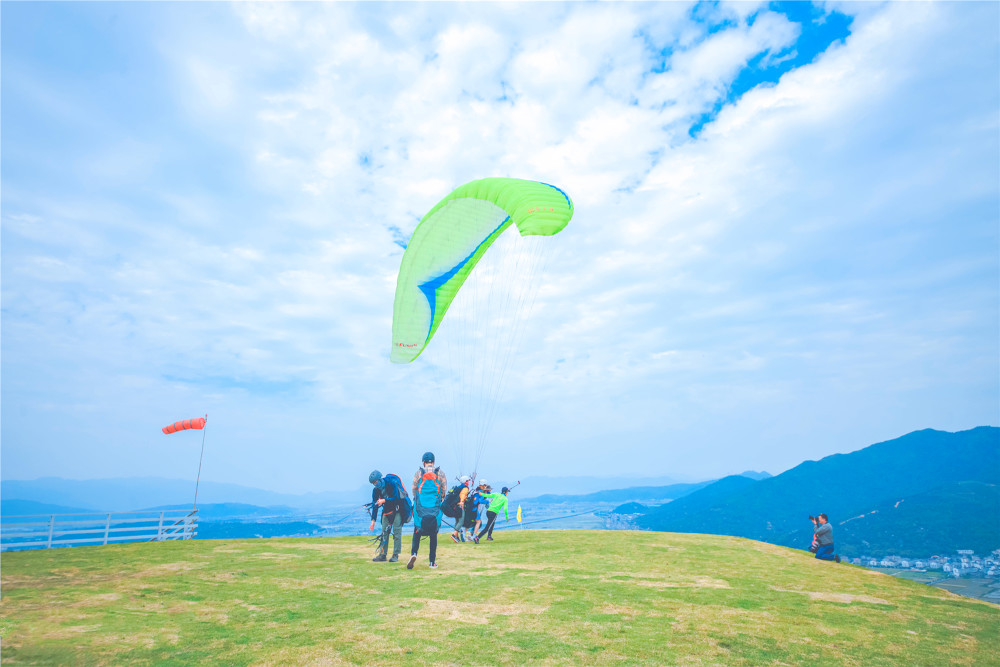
516;505;522;523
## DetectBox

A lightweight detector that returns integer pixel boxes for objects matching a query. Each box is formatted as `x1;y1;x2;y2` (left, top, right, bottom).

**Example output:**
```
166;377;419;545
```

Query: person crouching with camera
809;514;841;563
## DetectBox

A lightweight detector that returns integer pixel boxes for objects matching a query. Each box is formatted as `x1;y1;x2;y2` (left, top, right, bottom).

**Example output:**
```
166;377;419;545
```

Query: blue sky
2;1;997;495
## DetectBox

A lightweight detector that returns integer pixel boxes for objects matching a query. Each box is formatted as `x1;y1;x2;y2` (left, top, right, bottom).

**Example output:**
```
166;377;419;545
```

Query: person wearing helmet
408;451;447;570
478;485;511;541
450;475;472;543
468;479;491;544
368;469;409;562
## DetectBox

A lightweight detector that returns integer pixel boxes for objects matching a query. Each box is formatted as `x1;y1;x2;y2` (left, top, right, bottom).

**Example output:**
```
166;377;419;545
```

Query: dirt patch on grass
69;592;122;607
409;598;548;624
270;542;355;553
92;631;159;649
596;603;639;618
668;604;773;634
605;575;731;590
427;561;549;577
272;577;374;594
136;561;204;578
808;592;890;605
0;574;41;589
251;629;397;666
492;563;550;571
253;649;355;666
164;600;231;623
951;633;980;653
771;587;890;605
38;624;102;639
211;546;248;553
201;572;263;585
249;552;301;561
748;541;800;558
129;600;166;613
425;569;509;577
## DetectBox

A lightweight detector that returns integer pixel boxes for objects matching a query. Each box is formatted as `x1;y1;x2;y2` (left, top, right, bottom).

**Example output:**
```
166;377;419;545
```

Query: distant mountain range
516;474;687;496
629;427;1000;557
0;477;367;513
0;471;771;514
523;481;715;504
1;499;97;516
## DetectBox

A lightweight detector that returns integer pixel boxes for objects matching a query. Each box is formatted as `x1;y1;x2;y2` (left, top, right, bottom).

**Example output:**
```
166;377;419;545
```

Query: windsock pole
193;414;208;511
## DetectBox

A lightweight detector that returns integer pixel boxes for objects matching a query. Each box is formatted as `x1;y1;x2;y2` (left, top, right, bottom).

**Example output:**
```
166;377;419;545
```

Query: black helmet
502;486;509;494
422;451;435;463
368;470;382;484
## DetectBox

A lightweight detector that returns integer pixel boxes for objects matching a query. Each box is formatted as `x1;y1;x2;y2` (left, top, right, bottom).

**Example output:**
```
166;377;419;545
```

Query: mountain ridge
633;426;1000;557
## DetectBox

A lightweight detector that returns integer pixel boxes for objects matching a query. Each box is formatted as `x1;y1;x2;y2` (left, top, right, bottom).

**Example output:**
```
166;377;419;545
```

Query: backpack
383;474;412;524
442;485;465;518
399;496;413;524
415;466;442;519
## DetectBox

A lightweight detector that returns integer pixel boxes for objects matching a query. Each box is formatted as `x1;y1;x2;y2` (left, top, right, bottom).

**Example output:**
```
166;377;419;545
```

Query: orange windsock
162;417;206;435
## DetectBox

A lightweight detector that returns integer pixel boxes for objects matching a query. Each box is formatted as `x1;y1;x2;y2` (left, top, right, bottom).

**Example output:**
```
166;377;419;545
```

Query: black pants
478;511;498;539
412;516;438;563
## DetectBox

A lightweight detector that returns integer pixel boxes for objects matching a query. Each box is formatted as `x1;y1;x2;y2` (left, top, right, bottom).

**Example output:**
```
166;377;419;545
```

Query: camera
808;515;816;522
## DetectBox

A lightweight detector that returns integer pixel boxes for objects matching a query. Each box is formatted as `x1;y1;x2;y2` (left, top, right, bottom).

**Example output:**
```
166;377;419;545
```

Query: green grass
1;531;998;665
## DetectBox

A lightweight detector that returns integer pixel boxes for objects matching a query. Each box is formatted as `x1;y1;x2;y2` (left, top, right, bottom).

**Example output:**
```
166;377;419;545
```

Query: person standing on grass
469;480;491;544
368;470;409;562
477;485;510;541
449;476;472;543
408;451;446;570
810;514;841;563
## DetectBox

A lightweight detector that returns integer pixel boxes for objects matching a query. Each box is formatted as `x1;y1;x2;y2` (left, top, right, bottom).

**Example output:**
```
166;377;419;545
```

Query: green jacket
482;492;509;520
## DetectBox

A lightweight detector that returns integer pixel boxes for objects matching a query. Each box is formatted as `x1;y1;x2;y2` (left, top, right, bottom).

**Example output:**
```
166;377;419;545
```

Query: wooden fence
1;509;198;551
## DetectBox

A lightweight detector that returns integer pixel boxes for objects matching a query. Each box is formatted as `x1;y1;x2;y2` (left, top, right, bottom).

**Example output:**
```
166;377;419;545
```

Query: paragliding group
373;177;572;571
367;453;514;569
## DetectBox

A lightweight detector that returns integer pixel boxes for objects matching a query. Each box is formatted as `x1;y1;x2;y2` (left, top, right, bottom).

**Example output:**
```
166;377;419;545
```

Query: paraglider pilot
369;470;408;562
450;476;472;543
408;451;446;570
478;485;511;541
469;480;491;544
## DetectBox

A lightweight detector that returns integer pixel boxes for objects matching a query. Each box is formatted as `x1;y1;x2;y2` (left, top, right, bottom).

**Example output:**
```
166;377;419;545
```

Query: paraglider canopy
389;176;573;479
391;177;573;364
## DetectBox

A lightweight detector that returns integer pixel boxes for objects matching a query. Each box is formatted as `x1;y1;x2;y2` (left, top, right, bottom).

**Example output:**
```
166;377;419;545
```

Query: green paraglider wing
391;178;573;363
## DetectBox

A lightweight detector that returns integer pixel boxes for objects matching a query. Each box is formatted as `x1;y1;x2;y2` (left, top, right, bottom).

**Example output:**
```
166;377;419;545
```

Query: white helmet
459;475;471;484
478;479;488;487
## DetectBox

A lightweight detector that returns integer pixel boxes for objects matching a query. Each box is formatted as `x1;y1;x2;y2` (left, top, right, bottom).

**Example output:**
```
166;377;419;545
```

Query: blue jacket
469;490;490;510
371;473;406;520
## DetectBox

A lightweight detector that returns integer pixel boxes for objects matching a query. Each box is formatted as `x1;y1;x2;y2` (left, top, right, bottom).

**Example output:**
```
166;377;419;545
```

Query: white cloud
2;1;996;491
184;57;236;110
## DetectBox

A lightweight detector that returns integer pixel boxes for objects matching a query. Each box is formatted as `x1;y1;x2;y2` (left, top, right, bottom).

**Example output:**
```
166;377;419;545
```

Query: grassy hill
1;532;997;665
